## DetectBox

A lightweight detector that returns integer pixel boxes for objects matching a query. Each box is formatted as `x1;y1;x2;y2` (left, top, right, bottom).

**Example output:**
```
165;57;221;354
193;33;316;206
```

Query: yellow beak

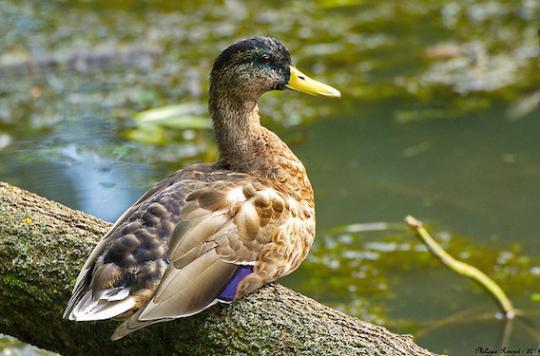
286;66;341;98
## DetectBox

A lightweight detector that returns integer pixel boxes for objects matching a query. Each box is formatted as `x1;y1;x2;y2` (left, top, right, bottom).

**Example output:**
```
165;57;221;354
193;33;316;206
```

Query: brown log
0;182;435;355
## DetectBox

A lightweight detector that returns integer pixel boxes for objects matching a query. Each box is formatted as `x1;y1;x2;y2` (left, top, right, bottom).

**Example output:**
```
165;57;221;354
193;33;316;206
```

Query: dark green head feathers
210;37;292;96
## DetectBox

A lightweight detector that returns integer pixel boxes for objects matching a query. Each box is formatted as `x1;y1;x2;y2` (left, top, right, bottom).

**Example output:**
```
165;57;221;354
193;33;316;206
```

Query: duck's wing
111;179;293;340
63;165;293;339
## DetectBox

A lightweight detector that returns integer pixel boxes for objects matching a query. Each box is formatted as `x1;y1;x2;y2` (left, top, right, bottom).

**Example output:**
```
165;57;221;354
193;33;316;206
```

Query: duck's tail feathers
64;287;135;321
63;272;91;320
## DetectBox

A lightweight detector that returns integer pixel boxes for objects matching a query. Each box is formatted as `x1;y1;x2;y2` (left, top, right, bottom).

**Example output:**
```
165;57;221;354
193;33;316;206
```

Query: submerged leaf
125;125;167;145
133;103;211;130
134;103;201;122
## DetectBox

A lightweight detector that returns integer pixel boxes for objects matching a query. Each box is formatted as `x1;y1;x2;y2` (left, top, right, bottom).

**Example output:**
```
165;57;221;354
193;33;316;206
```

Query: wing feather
111;308;171;341
139;249;236;321
168;212;230;260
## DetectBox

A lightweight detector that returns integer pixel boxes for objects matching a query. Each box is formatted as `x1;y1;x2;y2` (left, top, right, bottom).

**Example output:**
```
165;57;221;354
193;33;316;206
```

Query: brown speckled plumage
64;37;337;340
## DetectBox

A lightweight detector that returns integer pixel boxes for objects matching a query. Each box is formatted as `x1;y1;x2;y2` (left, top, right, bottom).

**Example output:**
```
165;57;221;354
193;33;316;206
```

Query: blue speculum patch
218;265;254;302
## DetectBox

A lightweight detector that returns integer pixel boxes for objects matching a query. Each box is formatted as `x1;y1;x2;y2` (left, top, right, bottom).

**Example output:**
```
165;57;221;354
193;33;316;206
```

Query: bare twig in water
404;215;516;319
415;307;540;344
324;221;404;235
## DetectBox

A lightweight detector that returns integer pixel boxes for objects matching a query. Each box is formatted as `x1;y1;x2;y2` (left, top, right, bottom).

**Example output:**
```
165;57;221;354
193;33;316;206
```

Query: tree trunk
0;182;435;355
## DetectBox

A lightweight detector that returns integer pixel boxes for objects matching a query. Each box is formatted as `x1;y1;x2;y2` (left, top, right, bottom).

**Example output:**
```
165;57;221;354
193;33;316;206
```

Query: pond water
1;1;539;355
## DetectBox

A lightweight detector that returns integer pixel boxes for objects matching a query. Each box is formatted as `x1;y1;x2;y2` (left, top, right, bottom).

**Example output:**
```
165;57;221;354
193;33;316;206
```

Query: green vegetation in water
0;0;538;166
287;221;540;338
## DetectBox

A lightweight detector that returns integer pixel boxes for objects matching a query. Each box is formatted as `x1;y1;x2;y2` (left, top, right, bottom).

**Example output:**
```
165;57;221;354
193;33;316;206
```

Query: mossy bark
0;182;436;355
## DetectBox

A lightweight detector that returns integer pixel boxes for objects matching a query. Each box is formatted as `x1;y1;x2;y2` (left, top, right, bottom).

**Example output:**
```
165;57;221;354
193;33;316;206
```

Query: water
0;1;539;354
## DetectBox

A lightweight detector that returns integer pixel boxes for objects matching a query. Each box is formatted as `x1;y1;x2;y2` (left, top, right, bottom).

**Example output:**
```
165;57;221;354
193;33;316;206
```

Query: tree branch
0;182;435;355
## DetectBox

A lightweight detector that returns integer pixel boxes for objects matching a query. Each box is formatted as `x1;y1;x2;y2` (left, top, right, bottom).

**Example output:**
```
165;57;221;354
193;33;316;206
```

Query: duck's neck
208;86;313;200
209;87;269;173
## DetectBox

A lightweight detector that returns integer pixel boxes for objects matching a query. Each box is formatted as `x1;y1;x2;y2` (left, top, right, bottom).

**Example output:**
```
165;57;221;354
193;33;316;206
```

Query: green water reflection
0;0;539;355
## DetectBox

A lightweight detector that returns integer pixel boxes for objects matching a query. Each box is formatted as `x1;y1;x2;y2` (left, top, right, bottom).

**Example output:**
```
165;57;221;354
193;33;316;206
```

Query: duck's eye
259;54;271;63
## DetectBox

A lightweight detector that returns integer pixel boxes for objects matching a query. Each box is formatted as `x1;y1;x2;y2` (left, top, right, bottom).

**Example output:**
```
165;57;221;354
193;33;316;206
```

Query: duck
63;36;341;340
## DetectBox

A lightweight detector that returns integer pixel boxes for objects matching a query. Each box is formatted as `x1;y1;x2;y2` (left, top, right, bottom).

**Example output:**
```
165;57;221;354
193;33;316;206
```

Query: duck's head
210;37;341;102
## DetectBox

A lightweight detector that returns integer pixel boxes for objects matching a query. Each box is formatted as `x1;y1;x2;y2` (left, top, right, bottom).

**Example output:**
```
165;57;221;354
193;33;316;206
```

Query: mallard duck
63;37;340;340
